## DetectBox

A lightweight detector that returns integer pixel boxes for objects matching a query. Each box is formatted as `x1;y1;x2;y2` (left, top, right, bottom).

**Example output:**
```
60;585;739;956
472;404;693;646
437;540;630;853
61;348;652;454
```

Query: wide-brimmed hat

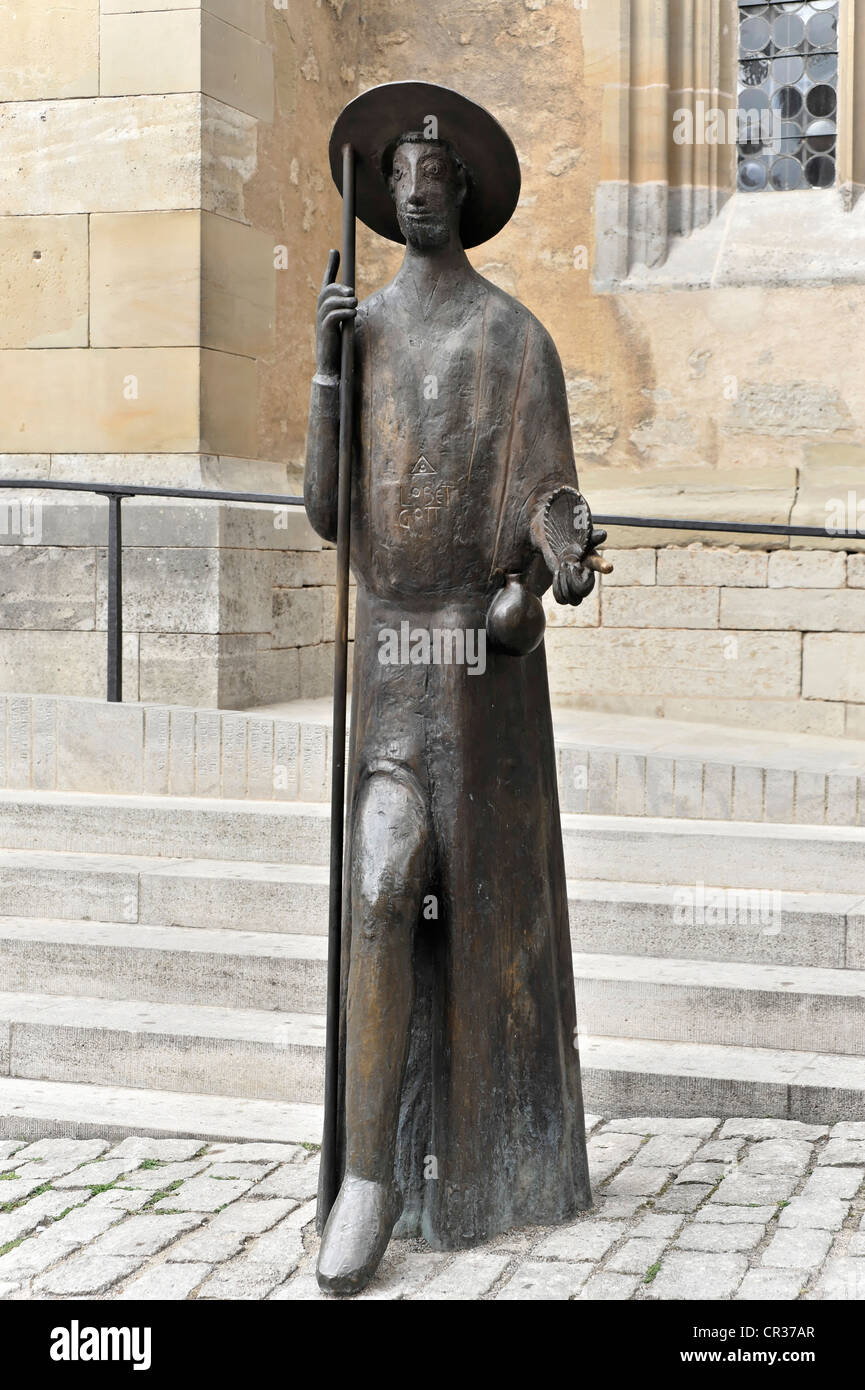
328;81;521;249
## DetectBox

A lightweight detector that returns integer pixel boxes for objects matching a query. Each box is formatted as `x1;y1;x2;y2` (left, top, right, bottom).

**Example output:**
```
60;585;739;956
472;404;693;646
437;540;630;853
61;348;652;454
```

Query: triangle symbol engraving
412;455;437;476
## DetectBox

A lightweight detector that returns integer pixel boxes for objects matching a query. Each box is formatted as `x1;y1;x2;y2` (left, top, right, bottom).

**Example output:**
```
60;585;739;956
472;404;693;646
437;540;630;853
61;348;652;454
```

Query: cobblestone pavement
2;1116;865;1300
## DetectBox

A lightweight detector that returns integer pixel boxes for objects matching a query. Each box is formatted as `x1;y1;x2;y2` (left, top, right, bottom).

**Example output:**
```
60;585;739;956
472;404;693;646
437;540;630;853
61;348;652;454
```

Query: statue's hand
316;249;357;376
552;528;613;606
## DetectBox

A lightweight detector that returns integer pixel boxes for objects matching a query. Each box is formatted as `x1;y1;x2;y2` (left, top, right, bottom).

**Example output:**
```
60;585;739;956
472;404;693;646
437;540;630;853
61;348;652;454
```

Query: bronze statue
304;82;610;1295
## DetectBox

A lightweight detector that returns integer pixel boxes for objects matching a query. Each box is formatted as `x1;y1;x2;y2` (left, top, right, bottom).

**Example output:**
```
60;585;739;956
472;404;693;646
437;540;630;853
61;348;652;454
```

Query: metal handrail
1;477;863;702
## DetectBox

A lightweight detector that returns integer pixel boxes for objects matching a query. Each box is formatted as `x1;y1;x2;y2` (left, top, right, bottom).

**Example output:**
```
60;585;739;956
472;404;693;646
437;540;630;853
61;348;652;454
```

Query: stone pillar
588;0;736;288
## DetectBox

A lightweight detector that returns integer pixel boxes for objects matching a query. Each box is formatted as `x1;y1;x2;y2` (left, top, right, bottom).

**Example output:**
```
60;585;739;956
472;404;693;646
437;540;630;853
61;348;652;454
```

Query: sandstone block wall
545;544;865;738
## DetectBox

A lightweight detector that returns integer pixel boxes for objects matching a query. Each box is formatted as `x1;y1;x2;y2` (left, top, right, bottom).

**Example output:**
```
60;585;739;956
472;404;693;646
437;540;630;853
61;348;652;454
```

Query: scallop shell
543;488;592;559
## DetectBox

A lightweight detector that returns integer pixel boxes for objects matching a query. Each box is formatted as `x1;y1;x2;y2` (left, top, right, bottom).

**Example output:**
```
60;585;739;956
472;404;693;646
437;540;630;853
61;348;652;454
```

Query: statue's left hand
552;526;613;606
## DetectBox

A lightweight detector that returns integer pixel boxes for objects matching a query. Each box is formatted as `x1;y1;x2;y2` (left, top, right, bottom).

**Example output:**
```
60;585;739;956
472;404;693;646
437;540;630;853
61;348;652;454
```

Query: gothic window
738;1;840;192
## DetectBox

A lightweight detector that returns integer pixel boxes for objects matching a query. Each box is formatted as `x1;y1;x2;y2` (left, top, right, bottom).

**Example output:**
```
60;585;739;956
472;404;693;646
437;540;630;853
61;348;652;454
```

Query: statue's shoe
316;1175;399;1295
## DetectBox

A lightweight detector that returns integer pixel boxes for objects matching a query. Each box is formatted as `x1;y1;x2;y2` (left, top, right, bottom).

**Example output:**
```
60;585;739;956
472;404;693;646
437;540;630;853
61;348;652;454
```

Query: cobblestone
819;1140;865;1166
778;1197;849;1230
2;1119;864;1300
762;1228;834;1269
675;1223;765;1253
736;1269;808;1301
802;1167;863;1199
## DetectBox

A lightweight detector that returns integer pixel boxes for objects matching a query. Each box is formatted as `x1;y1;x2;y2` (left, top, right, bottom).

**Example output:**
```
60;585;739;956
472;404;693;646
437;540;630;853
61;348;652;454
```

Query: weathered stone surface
602;586;719;629
675;1162;727;1185
736;1268;808;1301
532;1220;626;1262
633;1135;703;1167
718;1119;827;1142
657;547;768;588
578;1271;641;1300
710;1172;797;1205
545;629;801;701
810;1258;865;1300
0;96;201;217
0;215;89;348
110;1137;205;1162
723;588;865;633
694;1205;776;1225
115;1261;212;1299
202;213;275;357
0;348;200;453
1;0;98;101
818;1140;865;1167
779;1197;849;1230
602;549;655;587
91;1213;201;1257
741;1139;814;1176
90;210;200;349
762;1228;833;1269
152;1174;256;1212
654;1185;714;1213
601;1117;718;1138
607;1237;668;1274
34;1252;144;1295
99;10;201;98
645;1251;748;1300
804;636;865;703
605;1166;671;1197
412;1253;510;1300
769;551;846;588
495;1260;594;1300
676;1223;764;1253
802;1167;863;1199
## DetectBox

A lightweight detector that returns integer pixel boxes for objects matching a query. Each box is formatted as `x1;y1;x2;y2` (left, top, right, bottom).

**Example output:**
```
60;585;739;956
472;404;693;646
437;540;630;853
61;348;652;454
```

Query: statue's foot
316;1174;399;1295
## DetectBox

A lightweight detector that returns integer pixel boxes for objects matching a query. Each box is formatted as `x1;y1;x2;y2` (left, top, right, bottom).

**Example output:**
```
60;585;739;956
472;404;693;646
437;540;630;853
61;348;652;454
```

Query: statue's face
390;139;466;250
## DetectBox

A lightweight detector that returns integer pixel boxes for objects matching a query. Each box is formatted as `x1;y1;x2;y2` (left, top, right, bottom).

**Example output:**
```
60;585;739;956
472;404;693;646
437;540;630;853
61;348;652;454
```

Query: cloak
319;266;592;1248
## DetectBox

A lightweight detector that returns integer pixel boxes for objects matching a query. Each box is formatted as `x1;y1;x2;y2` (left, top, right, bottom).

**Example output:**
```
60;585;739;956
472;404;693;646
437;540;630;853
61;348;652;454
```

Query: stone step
0;1075;324;1145
2;1020;864;1133
1;856;862;969
6;920;865;1047
4;950;865;1107
6;693;865;825
1;791;864;891
0;919;329;1013
0;852;329;936
0;992;326;1105
572;954;865;1058
578;1035;865;1124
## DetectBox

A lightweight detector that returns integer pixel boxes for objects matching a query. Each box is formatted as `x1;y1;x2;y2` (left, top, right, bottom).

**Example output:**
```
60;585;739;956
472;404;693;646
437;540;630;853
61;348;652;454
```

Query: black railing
1;476;863;703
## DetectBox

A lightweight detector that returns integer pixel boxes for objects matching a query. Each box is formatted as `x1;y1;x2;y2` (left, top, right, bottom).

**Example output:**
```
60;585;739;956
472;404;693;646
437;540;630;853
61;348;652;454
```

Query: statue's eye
424;161;442;176
393;167;404;181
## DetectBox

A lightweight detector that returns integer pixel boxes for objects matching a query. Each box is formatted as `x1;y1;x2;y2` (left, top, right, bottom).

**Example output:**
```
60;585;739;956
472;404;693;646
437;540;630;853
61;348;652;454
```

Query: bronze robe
310;266;591;1248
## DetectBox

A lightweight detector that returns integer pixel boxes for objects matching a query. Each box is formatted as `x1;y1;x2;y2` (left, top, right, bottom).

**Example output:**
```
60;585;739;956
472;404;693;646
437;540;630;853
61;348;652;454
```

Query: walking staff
317;137;356;1226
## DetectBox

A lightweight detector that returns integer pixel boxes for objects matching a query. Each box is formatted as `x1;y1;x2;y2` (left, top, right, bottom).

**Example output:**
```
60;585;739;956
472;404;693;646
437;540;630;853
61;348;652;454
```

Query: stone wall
0;500;338;707
545;544;865;738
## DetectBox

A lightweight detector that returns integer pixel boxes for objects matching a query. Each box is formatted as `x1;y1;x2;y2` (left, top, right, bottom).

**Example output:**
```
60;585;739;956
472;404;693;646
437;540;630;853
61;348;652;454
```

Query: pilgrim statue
304;82;611;1295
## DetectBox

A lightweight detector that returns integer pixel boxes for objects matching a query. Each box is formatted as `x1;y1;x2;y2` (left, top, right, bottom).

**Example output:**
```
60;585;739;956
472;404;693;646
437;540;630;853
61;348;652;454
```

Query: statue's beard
397;210;452;250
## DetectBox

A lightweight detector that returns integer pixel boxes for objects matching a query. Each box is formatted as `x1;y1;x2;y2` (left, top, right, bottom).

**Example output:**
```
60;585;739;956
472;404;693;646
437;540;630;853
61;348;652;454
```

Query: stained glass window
737;1;839;192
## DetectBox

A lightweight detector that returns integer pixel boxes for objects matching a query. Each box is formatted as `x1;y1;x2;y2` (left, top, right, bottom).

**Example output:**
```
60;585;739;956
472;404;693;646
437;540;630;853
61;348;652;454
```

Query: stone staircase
1;696;865;1142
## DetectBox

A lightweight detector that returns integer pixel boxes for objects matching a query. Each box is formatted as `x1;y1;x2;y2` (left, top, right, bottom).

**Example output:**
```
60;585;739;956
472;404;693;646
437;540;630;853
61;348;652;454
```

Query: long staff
319;143;356;1225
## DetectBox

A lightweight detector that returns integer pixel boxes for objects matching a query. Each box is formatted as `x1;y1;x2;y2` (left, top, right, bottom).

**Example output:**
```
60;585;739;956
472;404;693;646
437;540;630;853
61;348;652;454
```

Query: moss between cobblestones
142;1179;183;1209
643;1262;662;1284
1;1182;52;1212
0;1236;24;1257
